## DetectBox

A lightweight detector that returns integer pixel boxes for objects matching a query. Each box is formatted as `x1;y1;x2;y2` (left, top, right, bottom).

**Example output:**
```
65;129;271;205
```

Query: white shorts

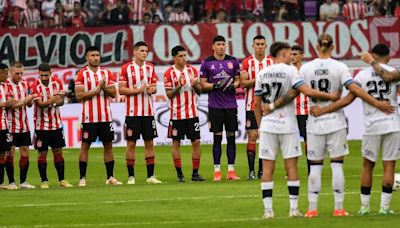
258;132;302;160
362;132;400;162
307;128;349;161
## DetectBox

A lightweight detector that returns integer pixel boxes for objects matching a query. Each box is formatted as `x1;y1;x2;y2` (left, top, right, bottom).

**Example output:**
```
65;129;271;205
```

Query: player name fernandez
261;72;287;79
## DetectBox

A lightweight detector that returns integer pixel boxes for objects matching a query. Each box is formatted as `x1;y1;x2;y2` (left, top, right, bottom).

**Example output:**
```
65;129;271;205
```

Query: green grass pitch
1;141;400;227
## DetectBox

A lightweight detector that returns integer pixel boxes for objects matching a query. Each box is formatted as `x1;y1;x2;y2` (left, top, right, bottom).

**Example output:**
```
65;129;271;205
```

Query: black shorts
208;108;238;133
296;115;308;141
245;111;258;130
168;117;200;141
125;116;157;141
34;129;66;151
81;122;114;144
0;130;12;153
11;132;31;147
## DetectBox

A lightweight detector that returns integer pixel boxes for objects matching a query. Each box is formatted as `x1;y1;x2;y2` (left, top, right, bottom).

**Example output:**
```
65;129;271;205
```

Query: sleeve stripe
292;81;304;89
254;90;263;96
343;79;354;87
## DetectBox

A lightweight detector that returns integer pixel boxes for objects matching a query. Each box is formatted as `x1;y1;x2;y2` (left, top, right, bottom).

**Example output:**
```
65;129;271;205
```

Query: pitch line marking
0;190;380;208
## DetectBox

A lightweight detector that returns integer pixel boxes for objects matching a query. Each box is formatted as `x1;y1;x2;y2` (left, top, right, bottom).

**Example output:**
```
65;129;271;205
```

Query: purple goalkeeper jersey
200;55;240;109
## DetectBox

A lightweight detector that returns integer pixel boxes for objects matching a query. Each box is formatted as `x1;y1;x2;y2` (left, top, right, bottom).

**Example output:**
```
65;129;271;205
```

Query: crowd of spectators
0;0;399;28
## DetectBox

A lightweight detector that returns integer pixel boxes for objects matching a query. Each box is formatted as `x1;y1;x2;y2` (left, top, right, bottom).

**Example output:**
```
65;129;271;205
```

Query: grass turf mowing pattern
1;140;400;227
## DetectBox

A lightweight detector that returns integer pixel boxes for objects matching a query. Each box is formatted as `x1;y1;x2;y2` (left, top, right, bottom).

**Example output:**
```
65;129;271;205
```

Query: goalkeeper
200;35;241;181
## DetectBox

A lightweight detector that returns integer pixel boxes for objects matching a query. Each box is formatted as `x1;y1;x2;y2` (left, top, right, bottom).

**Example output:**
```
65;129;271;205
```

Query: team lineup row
1;33;400;219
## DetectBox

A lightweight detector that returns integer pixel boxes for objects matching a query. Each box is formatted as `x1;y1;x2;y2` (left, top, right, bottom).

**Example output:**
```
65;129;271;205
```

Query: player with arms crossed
75;46;122;186
240;35;273;179
164;45;205;182
6;62;35;189
0;63;16;189
119;41;161;184
200;35;241;181
265;34;393;217
31;63;73;188
311;44;398;215
254;41;341;219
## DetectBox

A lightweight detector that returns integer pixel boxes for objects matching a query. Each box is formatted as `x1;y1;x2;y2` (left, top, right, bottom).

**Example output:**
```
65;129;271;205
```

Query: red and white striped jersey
0;82;10;131
295;64;309;115
164;65;199;120
295;93;309;115
31;77;64;131
6;79;30;133
53;10;67;28
241;55;274;111
120;61;157;117
127;0;145;23
75;66;115;123
168;11;191;24
342;2;366;20
21;8;41;29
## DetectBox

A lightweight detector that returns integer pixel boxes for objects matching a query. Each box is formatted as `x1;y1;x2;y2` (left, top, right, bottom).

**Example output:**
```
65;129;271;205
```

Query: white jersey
354;64;400;135
255;63;304;134
300;58;354;135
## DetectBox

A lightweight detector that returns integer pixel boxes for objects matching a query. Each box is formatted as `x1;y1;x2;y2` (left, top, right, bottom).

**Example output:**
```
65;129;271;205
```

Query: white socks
361;193;371;209
288;180;300;210
308;165;322;210
331;162;345;210
380;192;392;210
261;181;274;211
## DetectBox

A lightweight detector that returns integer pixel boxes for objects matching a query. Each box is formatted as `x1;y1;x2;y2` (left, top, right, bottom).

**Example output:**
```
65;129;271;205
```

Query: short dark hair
85;46;100;55
253;35;265;41
134;41;148;50
0;63;9;70
269;42;291;58
291;45;304;53
171;45;186;57
212;35;225;44
371;43;390;57
38;63;51;72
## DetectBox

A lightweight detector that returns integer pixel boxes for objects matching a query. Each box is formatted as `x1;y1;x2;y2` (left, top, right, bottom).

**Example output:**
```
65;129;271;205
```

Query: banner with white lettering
2;17;400;68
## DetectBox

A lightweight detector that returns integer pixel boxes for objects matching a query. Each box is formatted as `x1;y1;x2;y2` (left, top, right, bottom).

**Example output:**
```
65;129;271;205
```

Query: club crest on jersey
83;131;89;139
127;129;133;137
211;64;215;70
227;62;233;69
36;140;42;148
